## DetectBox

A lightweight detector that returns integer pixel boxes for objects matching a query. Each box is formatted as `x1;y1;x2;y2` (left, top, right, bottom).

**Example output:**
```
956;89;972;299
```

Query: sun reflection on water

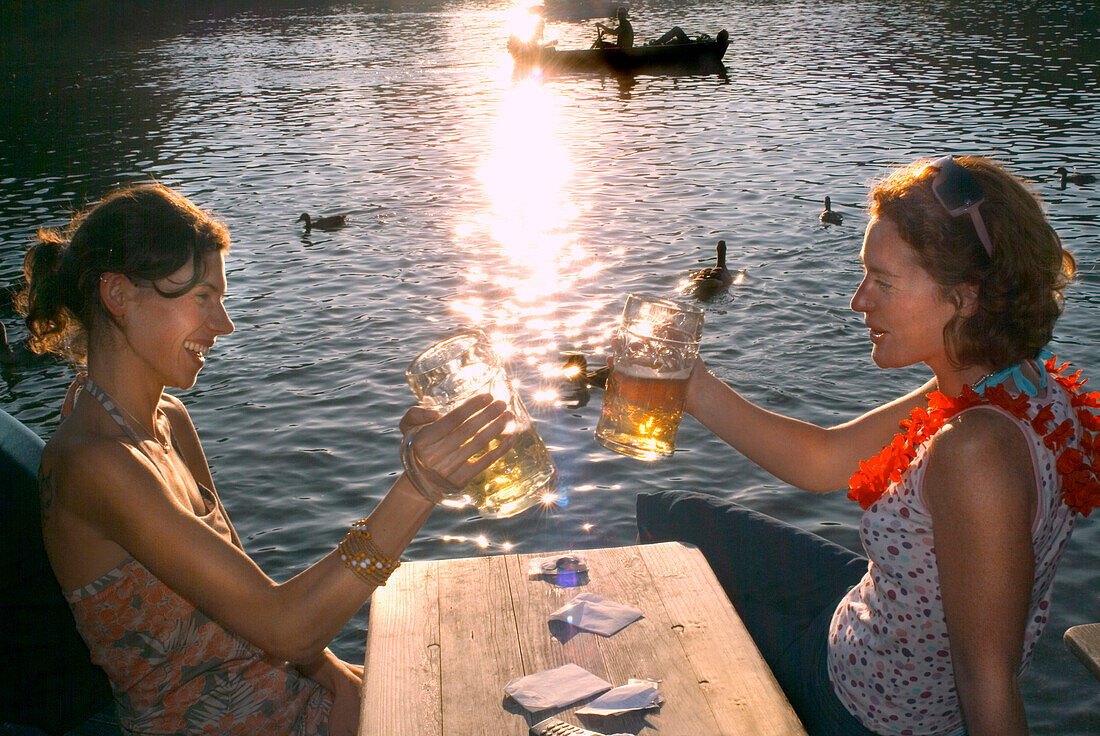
438;501;605;557
451;67;620;407
503;3;545;44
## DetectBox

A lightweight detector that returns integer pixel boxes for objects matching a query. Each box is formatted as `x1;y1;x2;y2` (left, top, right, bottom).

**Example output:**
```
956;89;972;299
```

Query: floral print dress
65;483;333;735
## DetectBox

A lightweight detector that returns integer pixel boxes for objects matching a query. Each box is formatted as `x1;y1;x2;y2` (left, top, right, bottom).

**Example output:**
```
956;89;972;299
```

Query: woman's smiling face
850;216;959;375
125;250;234;390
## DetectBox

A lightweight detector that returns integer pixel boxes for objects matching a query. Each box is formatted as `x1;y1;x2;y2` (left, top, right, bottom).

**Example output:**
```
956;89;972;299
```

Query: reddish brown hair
870;157;1074;370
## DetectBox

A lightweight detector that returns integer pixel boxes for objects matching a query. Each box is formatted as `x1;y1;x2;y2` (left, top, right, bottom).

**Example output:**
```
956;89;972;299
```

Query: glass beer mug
595;295;705;461
404;330;558;518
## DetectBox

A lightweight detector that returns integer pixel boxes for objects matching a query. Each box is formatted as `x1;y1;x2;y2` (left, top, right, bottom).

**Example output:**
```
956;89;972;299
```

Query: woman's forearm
955;677;1028;736
297;648;355;692
685;367;935;492
264;475;435;663
685;368;852;491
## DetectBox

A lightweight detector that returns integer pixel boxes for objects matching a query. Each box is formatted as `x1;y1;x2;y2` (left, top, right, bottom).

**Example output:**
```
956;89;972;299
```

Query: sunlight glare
450;35;618;375
533;388;559;403
504;4;543;43
474;80;575;302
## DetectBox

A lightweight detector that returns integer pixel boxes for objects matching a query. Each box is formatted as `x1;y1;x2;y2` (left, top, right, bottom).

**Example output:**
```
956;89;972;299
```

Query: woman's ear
98;272;132;319
955;281;981;318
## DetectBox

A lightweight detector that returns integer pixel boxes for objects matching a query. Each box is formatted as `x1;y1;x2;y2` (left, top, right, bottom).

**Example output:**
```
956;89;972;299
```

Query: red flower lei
848;355;1100;515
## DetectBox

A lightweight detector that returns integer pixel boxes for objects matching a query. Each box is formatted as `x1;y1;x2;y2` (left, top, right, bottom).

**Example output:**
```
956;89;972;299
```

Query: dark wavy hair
15;183;230;363
870;157;1074;370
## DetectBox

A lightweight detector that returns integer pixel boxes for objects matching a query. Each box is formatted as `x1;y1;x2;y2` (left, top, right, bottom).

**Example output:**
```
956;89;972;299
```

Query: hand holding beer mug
595;295;704;460
404;330;558;518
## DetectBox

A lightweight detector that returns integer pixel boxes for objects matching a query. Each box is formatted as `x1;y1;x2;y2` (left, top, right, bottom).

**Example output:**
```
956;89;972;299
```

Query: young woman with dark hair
18;183;514;736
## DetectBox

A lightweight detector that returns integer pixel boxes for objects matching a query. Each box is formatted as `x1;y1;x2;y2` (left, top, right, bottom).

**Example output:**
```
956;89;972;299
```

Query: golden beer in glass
405;330;557;518
595;296;704;461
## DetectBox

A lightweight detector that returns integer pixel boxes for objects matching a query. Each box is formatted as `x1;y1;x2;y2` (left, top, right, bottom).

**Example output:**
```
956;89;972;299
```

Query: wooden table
1064;623;1100;682
359;541;807;736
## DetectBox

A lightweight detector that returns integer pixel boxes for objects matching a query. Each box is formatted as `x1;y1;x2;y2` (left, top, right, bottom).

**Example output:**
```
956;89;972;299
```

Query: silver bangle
399;426;460;504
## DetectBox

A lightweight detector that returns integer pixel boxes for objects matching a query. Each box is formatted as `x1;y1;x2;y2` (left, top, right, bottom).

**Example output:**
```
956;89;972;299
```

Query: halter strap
81;377;169;452
973;348;1052;398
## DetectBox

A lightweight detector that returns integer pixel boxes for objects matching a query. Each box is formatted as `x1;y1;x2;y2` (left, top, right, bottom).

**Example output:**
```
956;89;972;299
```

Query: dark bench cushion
0;409;113;735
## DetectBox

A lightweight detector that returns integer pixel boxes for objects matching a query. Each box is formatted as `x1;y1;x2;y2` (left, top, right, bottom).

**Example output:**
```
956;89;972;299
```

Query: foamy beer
595;295;704;460
405;330;558;518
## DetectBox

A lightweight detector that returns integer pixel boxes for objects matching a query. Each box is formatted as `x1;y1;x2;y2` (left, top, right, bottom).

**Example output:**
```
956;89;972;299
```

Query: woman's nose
850;279;871;313
211;302;234;335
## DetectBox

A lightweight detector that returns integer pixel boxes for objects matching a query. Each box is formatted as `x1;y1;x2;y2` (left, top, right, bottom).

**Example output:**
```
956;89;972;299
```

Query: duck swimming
1056;167;1096;188
556;354;602;408
820;196;843;225
561;353;611;390
297;213;348;232
1;321;42;366
687;240;734;300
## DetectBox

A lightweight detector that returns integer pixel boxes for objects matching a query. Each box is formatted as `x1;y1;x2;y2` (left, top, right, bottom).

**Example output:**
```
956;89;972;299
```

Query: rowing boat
509;30;729;74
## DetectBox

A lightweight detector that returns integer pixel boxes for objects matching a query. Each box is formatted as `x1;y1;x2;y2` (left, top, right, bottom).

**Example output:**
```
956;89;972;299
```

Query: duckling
820;196;843;225
586;362;611;390
687;240;734;300
296;212;348;233
1056;167;1096;189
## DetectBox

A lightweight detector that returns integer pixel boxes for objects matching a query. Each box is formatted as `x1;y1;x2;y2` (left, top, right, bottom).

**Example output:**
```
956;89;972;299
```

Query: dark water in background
2;0;1098;731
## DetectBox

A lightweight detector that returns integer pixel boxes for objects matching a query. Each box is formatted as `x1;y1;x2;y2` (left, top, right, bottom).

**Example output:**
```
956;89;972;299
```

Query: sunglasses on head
931;156;994;257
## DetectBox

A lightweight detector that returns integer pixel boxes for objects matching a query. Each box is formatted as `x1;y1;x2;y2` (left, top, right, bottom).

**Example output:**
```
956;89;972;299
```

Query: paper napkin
575;680;664;716
548;592;643;641
504;663;612;712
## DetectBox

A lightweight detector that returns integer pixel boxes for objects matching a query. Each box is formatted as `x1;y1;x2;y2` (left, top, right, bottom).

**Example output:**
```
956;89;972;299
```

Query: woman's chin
869;347;900;370
169;372;201;391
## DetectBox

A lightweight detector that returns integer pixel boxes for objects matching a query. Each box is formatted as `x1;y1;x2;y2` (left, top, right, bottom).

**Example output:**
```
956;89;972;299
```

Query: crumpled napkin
575;679;664;716
548;592;643;641
504;663;612;712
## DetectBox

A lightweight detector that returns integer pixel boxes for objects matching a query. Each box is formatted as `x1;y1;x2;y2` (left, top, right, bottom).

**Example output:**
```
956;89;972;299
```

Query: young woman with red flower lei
637;156;1097;736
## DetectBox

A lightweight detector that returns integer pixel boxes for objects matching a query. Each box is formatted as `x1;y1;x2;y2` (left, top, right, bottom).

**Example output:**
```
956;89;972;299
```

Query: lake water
2;0;1098;732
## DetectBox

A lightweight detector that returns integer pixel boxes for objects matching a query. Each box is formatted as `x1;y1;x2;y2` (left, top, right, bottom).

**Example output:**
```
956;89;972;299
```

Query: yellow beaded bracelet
338;521;401;586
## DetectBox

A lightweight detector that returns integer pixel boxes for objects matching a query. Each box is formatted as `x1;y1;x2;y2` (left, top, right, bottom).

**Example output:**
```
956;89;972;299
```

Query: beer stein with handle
595;295;704;461
405;330;558;518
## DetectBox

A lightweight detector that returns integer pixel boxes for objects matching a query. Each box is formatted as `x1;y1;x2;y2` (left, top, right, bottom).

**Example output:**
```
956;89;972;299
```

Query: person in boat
594;6;633;49
636;156;1097;735
509;17;555;53
652;26;691;45
17;183;515;736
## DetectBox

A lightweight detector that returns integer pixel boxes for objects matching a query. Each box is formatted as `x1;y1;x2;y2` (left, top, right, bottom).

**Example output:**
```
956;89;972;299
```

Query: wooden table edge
1064;623;1100;682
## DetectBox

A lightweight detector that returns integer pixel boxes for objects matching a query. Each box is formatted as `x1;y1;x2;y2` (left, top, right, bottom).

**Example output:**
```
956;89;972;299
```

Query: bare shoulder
160;392;205;450
44;421;130;480
929;408;1030;464
43;423;173;524
159;392;194;428
924;407;1034;512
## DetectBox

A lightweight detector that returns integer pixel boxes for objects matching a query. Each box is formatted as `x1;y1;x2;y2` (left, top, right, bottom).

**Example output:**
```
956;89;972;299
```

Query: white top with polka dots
827;376;1077;736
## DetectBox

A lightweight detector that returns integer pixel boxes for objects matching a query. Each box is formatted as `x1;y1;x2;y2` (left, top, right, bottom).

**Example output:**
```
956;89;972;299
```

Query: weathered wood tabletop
359;541;807;736
1064;623;1100;682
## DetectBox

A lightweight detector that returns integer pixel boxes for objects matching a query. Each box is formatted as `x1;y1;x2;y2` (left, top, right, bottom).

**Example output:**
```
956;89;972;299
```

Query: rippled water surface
2;1;1098;731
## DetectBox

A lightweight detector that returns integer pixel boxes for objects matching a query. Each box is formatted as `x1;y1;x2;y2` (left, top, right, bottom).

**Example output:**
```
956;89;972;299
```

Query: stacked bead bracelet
338;519;401;586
